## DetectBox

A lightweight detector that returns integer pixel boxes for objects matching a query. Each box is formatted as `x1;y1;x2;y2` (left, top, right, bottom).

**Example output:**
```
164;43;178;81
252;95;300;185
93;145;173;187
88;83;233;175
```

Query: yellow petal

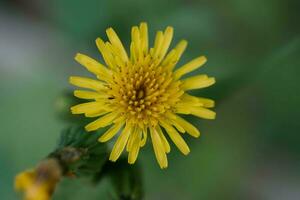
174;56;207;80
113;115;126;123
85;112;118;131
152;31;164;59
150;127;168;169
128;130;142;164
163;40;188;71
168;117;186;133
71;102;105;114
131;26;142;61
126;126;137;152
106;28;128;62
174;105;191;115
95;38;115;69
140;127;148;147
156;126;170;153
74;90;108;100
191;107;216;119
109;124;132;161
98;121;124;142
139;22;148;54
159;26;173;60
74;53;110;79
130;42;138;63
69;76;106;91
172;115;200;138
196;97;215;108
161;49;177;67
105;42;125;65
85;110;109;118
174;40;187;59
159;119;190;155
181;94;214;108
175;104;216;120
181;75;215;91
178;97;203;107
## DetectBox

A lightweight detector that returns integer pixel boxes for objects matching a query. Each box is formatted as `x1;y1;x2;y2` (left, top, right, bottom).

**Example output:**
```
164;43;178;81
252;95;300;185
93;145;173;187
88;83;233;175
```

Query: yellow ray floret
70;22;216;169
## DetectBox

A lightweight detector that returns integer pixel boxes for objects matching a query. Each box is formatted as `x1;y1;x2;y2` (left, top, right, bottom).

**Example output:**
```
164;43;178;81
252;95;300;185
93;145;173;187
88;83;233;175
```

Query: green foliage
1;0;300;199
95;158;144;200
51;126;108;177
49;126;144;199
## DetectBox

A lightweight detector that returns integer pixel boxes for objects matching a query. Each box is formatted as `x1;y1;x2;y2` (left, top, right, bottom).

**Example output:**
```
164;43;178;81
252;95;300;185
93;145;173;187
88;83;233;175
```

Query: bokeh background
1;0;300;199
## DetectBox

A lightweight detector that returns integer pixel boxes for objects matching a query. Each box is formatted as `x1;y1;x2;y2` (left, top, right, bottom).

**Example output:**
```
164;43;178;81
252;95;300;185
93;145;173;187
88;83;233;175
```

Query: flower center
109;60;183;125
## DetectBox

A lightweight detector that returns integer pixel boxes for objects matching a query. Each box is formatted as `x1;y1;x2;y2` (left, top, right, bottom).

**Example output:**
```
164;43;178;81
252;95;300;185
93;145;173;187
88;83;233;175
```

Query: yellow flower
70;22;216;169
15;159;61;200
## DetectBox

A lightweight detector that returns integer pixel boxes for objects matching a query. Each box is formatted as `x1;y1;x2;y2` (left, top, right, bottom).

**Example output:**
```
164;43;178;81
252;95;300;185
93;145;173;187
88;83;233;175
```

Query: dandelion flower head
70;22;216;168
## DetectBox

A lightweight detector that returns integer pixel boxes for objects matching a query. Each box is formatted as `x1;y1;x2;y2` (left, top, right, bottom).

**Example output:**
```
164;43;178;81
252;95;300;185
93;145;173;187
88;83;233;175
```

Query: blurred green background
0;0;299;199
